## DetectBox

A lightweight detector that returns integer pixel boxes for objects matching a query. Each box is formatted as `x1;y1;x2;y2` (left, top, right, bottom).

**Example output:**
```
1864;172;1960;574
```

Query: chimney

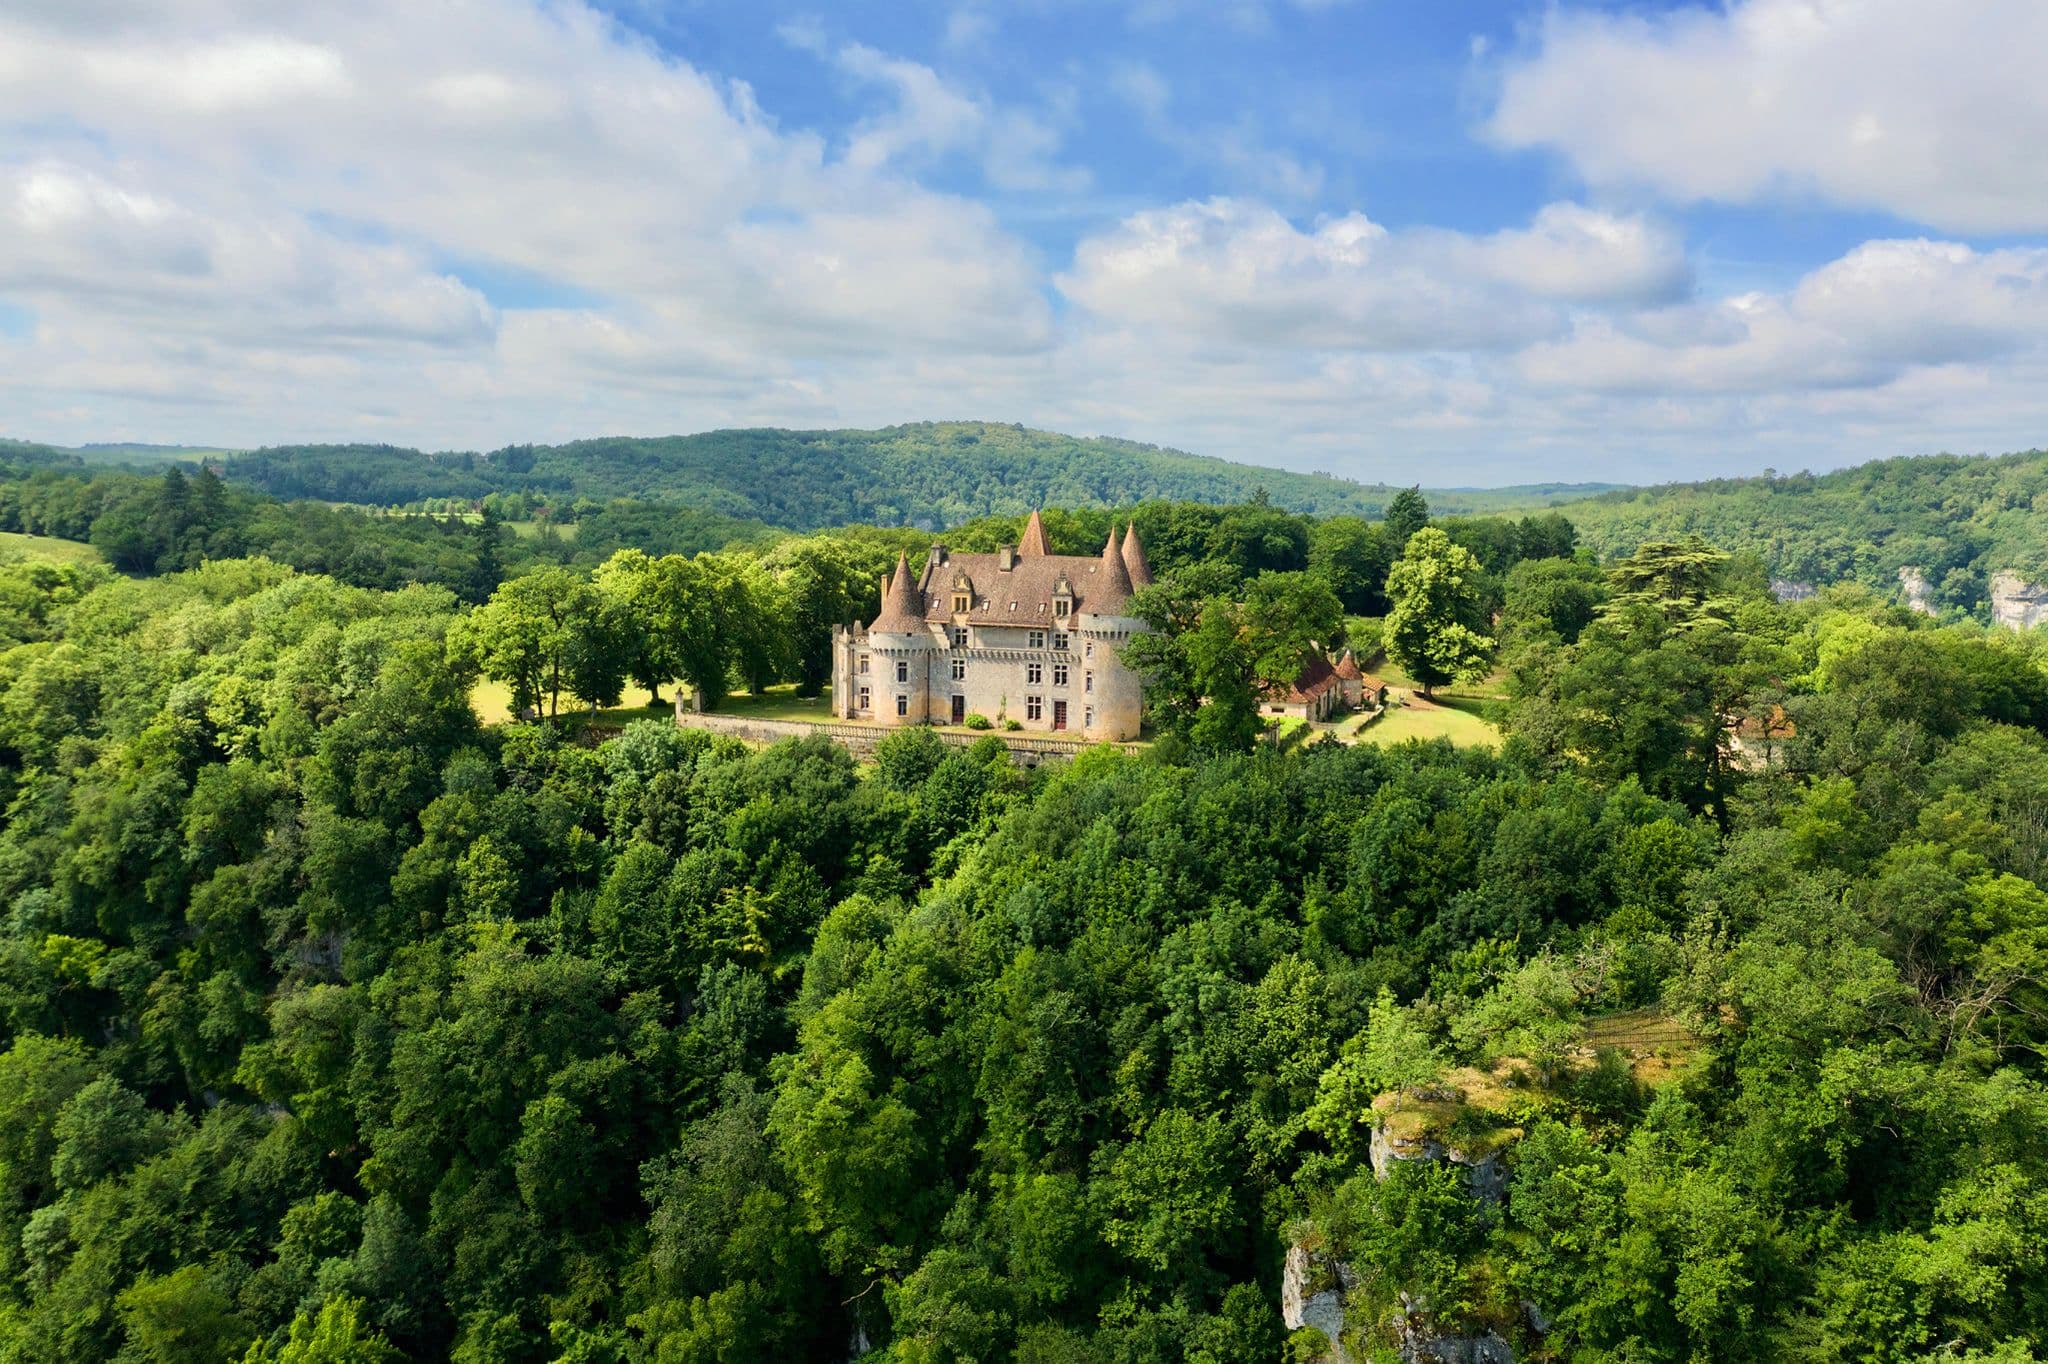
999;545;1016;571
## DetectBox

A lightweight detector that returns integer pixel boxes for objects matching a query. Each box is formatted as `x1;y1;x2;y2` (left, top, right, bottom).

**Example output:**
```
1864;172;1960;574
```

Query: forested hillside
1561;450;2048;612
213;424;1609;529
0;521;2044;1361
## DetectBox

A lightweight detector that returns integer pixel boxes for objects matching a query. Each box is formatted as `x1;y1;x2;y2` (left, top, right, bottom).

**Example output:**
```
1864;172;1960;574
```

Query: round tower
1074;525;1149;741
866;551;937;725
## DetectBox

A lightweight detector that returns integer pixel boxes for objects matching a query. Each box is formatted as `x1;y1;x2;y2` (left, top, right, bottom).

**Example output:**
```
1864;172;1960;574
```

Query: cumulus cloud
1519;239;2048;394
1057;198;1686;351
0;0;1052;405
5;0;2048;484
1488;0;2048;233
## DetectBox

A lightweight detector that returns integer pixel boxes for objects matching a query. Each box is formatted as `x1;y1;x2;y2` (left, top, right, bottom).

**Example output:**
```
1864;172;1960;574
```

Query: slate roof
1018;509;1052;557
1121;523;1154;587
869;552;930;633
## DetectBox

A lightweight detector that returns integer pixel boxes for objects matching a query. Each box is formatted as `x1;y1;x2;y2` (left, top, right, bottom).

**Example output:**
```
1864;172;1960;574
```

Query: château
832;510;1151;740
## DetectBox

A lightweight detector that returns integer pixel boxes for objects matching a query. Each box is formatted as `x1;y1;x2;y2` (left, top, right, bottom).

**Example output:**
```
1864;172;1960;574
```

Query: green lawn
0;531;102;566
470;679;830;728
1354;695;1502;749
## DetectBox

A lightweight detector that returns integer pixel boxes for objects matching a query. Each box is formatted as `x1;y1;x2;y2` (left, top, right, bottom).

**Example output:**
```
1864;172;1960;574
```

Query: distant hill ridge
206;422;1610;529
1555;449;2048;614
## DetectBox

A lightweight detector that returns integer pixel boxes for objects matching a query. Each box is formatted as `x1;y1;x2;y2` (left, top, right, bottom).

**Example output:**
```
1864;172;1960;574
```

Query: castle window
1051;631;1067;651
1027;663;1042;684
951;658;966;680
951;626;968;647
1084;641;1093;657
1029;630;1044;649
1054;599;1070;617
1026;696;1042;721
1085;671;1093;693
858;687;870;710
895;660;908;683
1084;707;1094;729
858;654;870;674
1053;664;1069;687
896;695;908;716
952;593;970;613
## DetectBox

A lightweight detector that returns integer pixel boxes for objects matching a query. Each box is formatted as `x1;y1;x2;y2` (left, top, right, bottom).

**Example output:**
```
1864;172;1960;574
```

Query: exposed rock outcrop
1392;1297;1515;1364
1770;579;1817;602
1282;1241;1356;1363
1369;1122;1508;1204
1898;566;1937;616
1990;571;2048;631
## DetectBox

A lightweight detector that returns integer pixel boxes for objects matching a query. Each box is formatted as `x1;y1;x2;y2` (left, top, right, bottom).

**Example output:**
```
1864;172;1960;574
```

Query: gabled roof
1273;654;1341;703
1018;508;1052;557
1121;522;1154;588
869;552;930;633
892;540;1136;627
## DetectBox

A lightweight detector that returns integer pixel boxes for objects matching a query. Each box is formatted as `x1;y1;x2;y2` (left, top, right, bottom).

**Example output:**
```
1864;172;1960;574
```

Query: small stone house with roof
1266;647;1386;722
832;511;1152;741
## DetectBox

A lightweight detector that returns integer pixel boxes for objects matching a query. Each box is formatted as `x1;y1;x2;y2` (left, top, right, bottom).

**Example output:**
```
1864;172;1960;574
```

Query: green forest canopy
1558;449;2048;611
0;516;2044;1359
177;424;1609;529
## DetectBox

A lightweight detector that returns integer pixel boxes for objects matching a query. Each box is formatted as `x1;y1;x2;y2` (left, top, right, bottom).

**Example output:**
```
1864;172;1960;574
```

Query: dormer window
952;593;970;614
1054;599;1071;618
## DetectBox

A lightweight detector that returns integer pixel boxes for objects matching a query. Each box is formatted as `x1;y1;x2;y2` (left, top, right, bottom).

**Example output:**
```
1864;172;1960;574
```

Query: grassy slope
0;531;103;566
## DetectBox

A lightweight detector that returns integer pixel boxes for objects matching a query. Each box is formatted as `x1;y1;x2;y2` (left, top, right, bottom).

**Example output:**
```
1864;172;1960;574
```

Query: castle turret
867;551;937;724
1074;526;1146;740
1121;522;1154;588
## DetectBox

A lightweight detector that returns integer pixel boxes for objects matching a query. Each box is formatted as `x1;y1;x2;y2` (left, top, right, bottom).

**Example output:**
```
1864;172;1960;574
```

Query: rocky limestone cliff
1392;1298;1516;1364
1369;1122;1508;1203
1897;566;1937;616
1770;579;1817;602
1990;571;2048;631
1282;1241;1356;1363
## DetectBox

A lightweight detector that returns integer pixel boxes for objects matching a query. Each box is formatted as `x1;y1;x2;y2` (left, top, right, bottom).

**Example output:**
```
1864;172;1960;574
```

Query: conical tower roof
1121;521;1154;587
869;552;929;633
1018;508;1052;557
1334;647;1363;681
1090;525;1133;613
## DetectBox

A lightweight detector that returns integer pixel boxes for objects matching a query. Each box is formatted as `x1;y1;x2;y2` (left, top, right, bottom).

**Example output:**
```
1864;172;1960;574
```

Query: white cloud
1058;198;1686;351
5;0;2048;485
1489;0;2048;233
1520;238;2048;394
793;33;1086;193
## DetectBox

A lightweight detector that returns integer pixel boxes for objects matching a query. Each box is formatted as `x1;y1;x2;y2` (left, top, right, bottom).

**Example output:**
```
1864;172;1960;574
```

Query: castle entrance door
951;695;965;724
1052;700;1067;730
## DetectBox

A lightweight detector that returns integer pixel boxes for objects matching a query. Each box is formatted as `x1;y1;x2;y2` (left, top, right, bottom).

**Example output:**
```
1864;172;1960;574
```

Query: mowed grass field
1347;641;1507;750
1354;696;1501;749
469;680;828;727
0;531;103;566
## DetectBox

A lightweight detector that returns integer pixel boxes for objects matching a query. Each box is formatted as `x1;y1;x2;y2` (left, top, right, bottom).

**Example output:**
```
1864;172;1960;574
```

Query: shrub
964;712;992;730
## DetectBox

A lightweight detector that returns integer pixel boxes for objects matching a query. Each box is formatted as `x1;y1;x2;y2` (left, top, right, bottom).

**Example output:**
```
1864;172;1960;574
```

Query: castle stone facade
832;511;1152;741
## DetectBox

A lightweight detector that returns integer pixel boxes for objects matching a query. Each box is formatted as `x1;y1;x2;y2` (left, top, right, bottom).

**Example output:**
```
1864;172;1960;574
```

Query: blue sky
3;0;2047;484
